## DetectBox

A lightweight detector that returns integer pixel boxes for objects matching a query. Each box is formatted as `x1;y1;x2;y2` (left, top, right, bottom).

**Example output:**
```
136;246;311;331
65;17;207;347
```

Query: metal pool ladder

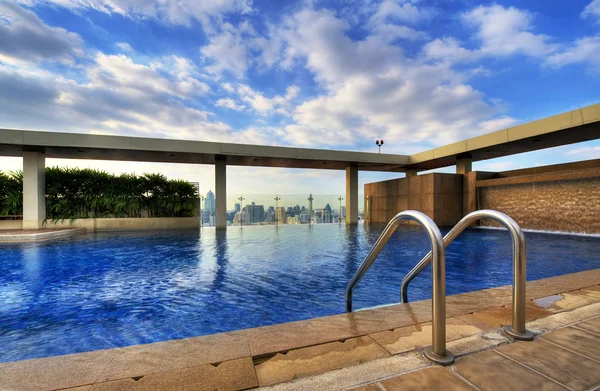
400;209;534;341
345;210;455;365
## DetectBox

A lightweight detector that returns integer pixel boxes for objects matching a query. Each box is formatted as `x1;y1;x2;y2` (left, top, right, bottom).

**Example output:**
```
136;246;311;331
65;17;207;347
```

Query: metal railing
346;210;455;365
400;210;534;341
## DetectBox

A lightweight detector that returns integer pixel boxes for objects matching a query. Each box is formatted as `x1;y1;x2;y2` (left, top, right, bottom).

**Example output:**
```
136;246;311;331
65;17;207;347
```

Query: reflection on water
0;224;599;362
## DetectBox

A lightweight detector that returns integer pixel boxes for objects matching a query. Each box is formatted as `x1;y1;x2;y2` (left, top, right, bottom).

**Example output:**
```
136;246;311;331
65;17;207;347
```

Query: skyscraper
205;190;215;216
308;194;313;223
246;202;265;224
234;203;241;212
276;207;287;224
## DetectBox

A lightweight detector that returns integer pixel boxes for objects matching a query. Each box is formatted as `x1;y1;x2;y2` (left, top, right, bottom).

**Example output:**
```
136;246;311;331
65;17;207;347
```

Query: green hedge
0;167;198;219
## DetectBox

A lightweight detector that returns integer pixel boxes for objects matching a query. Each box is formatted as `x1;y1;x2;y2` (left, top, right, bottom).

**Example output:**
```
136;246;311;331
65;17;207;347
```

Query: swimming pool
1;224;599;362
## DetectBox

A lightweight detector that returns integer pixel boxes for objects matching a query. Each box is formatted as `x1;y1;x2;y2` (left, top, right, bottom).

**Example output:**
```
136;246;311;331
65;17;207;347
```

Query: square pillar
215;157;227;229
345;165;358;224
456;158;472;175
405;169;418;177
23;152;46;229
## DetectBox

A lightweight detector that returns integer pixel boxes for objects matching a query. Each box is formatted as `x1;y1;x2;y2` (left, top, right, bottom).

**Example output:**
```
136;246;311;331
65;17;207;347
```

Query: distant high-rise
276;207;287;224
205;190;215;216
234;203;241;212
246;202;265;224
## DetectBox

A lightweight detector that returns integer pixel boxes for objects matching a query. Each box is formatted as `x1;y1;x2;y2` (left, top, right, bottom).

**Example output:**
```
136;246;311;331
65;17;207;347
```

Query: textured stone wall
478;176;600;234
364;173;463;226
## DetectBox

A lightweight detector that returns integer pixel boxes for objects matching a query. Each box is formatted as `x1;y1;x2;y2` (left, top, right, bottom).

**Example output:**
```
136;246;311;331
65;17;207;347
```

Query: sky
1;0;599;203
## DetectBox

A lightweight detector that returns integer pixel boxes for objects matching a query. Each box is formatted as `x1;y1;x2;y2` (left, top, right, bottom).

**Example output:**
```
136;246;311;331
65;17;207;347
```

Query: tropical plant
0;170;23;216
0;167;198;220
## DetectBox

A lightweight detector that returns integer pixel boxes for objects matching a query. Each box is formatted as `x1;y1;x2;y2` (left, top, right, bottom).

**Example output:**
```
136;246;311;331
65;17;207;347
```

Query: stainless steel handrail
345;210;455;365
400;209;534;341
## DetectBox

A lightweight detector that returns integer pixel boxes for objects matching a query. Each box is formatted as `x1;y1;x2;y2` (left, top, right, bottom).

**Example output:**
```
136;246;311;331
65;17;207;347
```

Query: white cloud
268;8;515;150
423;37;479;63
0;53;224;140
545;36;600;72
17;0;253;30
425;5;559;64
462;5;557;57
368;0;432;26
116;42;133;52
216;98;245;111
235;83;300;115
582;0;600;24
564;145;600;159
201;22;251;78
0;1;83;64
221;82;235;93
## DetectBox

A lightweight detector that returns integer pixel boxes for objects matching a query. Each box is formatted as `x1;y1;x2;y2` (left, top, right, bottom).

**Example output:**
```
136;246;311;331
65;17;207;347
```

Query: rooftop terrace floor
0;268;599;390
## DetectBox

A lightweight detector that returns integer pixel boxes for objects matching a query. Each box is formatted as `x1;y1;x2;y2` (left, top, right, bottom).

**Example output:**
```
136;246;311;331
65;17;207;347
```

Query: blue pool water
1;224;599;363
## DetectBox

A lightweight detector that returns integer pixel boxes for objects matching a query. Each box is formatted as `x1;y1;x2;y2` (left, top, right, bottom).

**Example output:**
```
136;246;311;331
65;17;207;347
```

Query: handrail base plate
503;325;534;341
424;346;455;366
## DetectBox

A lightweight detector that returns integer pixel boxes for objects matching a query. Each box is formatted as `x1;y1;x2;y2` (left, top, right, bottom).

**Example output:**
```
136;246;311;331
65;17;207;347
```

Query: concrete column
456;158;472;175
215;157;227;229
345;165;358;224
405;169;418;177
23;152;46;229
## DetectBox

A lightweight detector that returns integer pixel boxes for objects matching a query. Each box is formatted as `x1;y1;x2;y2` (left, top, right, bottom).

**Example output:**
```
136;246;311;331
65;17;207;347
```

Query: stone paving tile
0;350;116;391
446;329;510;357
540;326;600;362
455;303;552;330
349;301;433;335
534;289;600;313
526;270;600;300
496;340;600;391
453;349;567;391
445;287;514;317
97;330;250;382
254;335;389;386
527;302;600;332
574;316;600;334
377;366;475;391
369;317;485;355
91;357;257;391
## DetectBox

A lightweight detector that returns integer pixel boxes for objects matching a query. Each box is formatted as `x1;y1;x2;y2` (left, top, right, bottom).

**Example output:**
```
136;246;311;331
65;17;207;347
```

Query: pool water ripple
0;223;599;362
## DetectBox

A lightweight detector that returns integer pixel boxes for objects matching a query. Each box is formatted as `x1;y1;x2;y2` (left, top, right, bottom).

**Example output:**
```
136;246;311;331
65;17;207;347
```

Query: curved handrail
400;209;533;341
345;210;454;365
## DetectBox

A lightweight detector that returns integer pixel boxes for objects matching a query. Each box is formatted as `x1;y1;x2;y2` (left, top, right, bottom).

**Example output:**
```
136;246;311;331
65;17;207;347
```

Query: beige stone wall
364;173;463;226
0;220;23;230
478;176;600;234
43;216;200;231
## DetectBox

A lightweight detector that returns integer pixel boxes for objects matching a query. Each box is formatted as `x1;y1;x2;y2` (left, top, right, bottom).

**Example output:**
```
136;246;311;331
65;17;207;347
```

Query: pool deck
0;268;599;391
0;228;86;242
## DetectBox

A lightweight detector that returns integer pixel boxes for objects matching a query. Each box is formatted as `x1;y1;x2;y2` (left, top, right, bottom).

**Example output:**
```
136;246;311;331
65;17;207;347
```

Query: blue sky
0;0;599;201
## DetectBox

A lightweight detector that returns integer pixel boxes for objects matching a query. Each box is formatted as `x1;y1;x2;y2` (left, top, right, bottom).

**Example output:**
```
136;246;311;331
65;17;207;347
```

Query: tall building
205;190;215;216
232;211;250;226
246;202;265;224
234;203;241;212
308;194;313;223
324;203;333;223
276;207;287;224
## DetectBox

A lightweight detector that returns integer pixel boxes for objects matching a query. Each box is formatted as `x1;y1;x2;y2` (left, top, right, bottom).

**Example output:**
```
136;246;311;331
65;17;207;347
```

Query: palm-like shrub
0;167;198;219
0;170;23;216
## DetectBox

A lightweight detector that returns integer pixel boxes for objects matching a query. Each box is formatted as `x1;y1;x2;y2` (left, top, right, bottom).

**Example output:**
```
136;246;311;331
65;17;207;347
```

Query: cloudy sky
1;0;599;202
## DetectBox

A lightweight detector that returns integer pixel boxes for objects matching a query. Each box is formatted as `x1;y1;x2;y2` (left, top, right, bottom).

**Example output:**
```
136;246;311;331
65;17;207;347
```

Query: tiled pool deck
1;268;599;391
